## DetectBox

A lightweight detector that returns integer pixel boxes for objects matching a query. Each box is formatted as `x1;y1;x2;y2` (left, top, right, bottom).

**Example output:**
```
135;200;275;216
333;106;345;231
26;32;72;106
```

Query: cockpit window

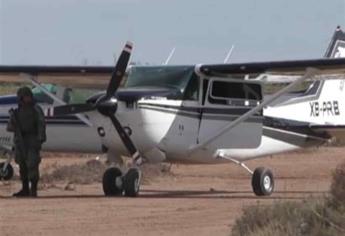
66;88;96;103
31;85;97;104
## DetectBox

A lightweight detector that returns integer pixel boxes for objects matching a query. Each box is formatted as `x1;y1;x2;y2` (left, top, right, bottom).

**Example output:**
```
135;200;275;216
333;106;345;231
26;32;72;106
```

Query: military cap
17;86;33;98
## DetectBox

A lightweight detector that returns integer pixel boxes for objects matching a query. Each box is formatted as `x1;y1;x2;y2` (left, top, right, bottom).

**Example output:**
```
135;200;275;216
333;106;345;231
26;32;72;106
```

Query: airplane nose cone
97;99;118;116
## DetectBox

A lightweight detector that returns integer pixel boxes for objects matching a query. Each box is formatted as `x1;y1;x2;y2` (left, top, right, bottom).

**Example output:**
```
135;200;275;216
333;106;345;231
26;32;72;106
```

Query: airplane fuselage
89;80;337;165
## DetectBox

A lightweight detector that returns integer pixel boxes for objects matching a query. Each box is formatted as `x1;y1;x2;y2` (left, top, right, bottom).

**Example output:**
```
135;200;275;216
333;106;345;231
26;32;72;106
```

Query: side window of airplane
209;80;262;105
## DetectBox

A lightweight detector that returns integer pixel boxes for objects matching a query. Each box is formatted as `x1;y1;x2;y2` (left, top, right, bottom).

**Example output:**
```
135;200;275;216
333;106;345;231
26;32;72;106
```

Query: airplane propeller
47;42;143;165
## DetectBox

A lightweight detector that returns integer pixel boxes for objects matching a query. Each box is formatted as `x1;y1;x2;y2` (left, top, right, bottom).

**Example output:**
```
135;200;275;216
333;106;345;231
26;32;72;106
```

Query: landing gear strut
219;155;274;196
102;167;141;197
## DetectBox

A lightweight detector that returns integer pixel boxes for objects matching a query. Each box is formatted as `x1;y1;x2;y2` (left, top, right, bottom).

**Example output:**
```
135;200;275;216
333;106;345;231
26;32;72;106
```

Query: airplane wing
190;58;345;152
0;65;114;89
2;58;345;89
199;58;345;77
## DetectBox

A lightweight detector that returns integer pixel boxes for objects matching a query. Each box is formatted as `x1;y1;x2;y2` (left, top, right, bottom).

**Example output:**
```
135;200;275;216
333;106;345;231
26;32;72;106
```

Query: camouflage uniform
7;87;46;197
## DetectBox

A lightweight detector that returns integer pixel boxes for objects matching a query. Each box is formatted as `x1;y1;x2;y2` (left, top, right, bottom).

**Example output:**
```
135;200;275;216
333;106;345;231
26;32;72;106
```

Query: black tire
251;167;274;196
123;168;141;197
102;167;123;196
0;162;14;181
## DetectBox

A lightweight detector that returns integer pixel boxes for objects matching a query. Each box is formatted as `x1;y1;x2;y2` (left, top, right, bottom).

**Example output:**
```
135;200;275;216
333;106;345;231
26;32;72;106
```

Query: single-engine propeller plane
2;27;345;197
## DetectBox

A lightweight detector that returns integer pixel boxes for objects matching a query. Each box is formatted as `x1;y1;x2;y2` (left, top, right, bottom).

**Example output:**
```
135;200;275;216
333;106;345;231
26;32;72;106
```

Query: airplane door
197;78;263;149
173;75;200;147
160;74;201;156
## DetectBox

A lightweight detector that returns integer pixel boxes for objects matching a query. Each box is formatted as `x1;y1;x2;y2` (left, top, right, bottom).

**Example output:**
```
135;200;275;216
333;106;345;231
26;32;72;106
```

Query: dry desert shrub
41;159;107;184
329;161;345;209
231;160;345;236
231;200;344;236
40;159;172;185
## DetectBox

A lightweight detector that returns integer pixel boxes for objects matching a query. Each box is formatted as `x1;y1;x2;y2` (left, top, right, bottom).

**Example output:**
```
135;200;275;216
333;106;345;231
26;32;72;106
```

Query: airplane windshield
125;66;195;93
32;84;57;104
32;84;97;104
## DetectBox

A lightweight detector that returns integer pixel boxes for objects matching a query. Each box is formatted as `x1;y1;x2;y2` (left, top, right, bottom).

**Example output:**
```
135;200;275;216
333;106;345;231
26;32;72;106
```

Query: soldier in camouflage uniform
7;87;46;197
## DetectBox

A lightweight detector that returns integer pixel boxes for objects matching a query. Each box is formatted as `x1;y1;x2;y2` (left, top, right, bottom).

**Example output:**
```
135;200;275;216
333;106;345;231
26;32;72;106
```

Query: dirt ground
0;147;345;236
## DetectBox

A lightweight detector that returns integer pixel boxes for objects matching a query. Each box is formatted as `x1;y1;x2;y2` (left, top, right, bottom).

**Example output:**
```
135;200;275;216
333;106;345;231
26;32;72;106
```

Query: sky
0;0;344;65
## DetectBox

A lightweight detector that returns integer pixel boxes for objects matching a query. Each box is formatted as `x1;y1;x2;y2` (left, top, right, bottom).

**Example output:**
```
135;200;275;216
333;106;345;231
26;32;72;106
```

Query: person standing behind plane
7;87;46;197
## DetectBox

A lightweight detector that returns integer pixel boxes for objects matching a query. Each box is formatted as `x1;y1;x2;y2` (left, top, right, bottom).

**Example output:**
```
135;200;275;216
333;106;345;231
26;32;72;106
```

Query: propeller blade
108;114;143;165
105;41;133;100
45;103;95;117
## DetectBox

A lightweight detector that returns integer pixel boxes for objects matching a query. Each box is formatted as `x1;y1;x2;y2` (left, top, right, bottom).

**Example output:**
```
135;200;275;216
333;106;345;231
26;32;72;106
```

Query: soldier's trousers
15;147;41;181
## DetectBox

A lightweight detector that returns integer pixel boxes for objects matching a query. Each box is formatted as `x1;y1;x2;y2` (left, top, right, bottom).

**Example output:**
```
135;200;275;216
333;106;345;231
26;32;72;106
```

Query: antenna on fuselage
223;45;235;63
163;47;176;65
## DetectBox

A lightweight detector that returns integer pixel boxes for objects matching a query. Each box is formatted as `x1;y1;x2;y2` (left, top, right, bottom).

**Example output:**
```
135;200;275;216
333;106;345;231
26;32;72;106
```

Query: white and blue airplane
1;27;345;198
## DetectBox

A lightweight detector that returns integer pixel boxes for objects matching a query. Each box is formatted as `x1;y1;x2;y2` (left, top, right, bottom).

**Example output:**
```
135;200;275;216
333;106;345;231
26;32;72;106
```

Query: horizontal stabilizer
310;124;345;141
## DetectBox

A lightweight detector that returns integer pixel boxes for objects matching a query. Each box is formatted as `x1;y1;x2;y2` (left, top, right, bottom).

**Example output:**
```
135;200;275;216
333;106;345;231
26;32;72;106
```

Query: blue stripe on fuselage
0;118;86;125
0;95;17;105
0;115;80;120
0;95;86;125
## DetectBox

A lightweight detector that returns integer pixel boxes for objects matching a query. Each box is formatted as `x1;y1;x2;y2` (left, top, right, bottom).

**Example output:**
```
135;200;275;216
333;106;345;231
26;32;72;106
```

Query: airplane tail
324;26;345;58
307;26;345;125
267;26;345;131
306;26;345;138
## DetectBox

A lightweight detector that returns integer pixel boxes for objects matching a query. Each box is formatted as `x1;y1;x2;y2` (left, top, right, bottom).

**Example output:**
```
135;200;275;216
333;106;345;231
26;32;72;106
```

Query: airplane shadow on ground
0;189;327;200
137;189;327;200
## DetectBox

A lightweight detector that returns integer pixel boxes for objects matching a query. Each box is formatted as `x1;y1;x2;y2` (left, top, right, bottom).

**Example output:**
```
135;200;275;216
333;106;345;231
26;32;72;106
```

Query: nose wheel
103;167;123;196
102;167;141;197
251;167;274;196
123;168;141;197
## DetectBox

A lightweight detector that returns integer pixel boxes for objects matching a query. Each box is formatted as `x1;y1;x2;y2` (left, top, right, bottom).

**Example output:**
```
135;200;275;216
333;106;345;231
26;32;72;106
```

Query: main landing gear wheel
251;167;274;196
123;168;141;197
103;167;123;196
0;162;14;181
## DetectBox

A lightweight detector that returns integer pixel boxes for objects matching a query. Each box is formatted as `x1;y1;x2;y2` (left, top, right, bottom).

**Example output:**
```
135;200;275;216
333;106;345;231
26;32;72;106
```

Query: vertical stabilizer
324;26;345;58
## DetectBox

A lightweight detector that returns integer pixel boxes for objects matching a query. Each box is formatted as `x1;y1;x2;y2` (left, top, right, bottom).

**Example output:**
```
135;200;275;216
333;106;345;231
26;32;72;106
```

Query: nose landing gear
102;166;141;197
103;167;123;196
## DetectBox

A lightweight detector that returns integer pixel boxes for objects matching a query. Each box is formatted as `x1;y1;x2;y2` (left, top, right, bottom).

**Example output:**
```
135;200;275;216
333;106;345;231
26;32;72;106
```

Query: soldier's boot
13;179;30;197
30;179;38;197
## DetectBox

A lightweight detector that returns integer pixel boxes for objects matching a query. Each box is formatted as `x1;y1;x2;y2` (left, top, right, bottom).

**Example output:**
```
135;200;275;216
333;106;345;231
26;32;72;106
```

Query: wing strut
189;67;319;153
